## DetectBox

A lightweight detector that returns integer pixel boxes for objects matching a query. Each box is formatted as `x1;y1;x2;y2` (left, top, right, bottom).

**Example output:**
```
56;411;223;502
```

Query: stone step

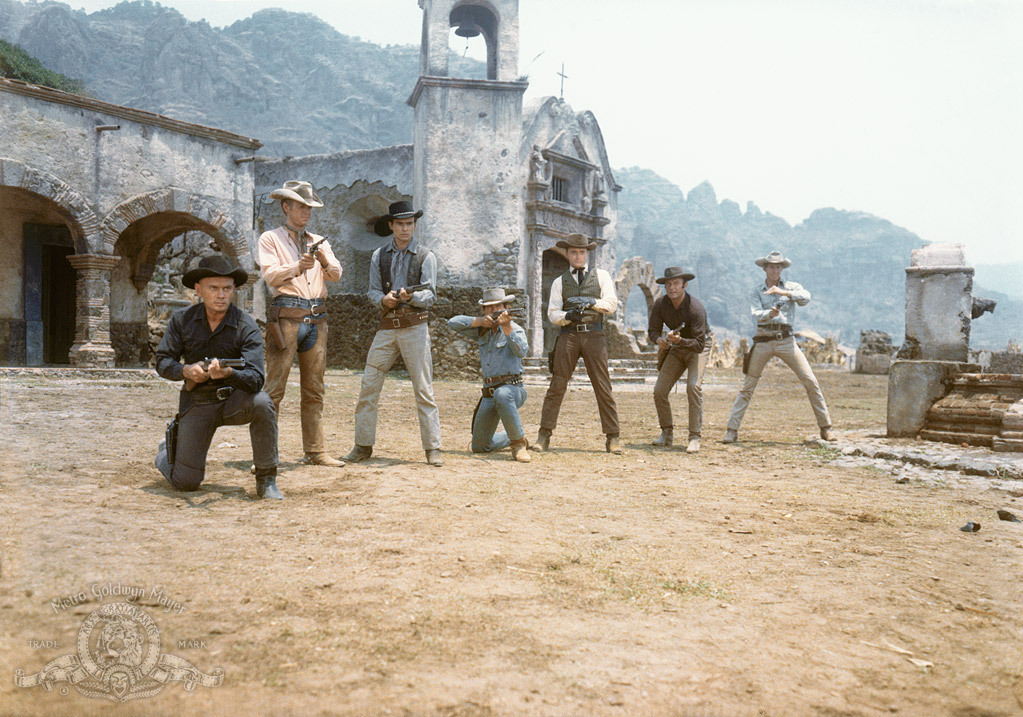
919;429;994;447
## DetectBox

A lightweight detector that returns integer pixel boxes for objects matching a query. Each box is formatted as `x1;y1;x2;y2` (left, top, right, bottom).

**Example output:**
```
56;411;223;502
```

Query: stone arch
606;256;662;359
333;183;408;294
0;157;101;253
449;1;500;79
102;188;250;366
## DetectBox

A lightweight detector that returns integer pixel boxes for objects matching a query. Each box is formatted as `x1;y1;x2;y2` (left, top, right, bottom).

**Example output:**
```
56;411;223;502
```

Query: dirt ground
1;365;1022;716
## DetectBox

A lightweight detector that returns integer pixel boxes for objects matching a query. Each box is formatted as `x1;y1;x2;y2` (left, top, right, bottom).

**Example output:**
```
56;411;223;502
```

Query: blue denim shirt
748;278;811;332
447;315;529;379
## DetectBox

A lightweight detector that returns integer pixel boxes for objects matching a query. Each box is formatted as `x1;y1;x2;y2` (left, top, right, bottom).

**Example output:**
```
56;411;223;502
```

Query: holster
266;306;286;350
742;348;753;375
166;415;179;464
656;344;669;371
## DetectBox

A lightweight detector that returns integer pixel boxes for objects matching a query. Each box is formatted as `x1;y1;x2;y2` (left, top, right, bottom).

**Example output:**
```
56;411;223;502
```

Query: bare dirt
1;366;1022;716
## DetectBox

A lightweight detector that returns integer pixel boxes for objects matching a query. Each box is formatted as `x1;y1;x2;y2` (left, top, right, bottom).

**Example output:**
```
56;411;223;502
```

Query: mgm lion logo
15;602;223;702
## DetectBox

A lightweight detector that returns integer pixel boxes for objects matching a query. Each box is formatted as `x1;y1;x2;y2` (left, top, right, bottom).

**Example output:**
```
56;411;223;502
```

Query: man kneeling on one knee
447;288;531;463
154;255;281;499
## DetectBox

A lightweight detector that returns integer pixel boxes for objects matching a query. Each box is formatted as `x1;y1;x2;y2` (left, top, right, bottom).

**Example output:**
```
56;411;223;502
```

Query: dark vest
380;247;426;294
561;269;601;300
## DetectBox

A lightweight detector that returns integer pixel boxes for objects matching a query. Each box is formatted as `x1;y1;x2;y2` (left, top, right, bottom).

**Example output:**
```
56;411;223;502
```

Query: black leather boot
651;428;673;447
255;467;284;500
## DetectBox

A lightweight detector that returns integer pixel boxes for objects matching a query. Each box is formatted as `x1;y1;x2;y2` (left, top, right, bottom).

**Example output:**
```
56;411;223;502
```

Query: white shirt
547;266;618;326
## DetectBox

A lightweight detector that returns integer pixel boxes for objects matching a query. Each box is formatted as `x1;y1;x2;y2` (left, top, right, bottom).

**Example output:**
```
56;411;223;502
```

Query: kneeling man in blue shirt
447;288;531;463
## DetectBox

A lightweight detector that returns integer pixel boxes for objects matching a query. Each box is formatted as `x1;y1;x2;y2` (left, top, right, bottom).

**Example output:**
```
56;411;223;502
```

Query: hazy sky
69;0;1023;265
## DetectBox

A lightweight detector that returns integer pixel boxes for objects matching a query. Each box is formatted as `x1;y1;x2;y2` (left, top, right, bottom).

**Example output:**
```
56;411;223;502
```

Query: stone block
887;360;962;437
910;243;967;267
855;353;891;375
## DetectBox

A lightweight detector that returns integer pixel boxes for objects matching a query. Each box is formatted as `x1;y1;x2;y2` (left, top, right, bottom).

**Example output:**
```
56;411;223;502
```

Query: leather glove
565;308;584;323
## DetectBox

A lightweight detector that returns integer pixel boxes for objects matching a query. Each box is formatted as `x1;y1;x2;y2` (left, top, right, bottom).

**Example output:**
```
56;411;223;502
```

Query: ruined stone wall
324;287;525;379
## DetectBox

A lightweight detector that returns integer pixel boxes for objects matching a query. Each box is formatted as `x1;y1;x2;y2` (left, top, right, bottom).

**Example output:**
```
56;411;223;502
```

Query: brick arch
0;157;102;254
614;256;661;325
101;188;247;259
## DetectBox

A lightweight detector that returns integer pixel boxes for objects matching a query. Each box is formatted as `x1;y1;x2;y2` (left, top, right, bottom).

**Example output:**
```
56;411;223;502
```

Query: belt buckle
575;324;589;333
391;318;401;328
216;387;233;401
302;316;312;324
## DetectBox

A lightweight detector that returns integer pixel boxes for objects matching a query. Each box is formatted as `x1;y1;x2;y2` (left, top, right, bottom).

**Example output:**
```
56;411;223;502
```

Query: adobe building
254;0;627;368
0;76;260;367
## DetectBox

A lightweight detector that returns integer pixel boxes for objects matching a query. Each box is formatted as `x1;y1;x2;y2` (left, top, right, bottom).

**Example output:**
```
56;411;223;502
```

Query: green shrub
0;39;85;94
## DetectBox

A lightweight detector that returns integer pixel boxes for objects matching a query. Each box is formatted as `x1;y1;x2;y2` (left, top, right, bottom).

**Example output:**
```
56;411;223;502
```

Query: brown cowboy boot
510;437;531;463
605;434;624;455
651;428;673;447
531;428;551;452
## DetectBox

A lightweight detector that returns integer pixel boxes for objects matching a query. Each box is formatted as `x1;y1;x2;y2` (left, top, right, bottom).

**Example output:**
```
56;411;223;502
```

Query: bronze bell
454;20;482;38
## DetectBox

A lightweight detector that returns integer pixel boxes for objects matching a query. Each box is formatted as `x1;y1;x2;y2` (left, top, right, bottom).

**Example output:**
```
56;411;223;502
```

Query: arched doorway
102;189;249;366
541;248;569;355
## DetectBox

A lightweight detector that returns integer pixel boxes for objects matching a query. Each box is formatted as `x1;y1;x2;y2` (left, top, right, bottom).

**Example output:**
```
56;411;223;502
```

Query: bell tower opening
449;3;498;79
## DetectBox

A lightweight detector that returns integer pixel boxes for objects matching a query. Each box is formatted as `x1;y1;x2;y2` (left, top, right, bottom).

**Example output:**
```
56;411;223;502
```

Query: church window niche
551;176;568;203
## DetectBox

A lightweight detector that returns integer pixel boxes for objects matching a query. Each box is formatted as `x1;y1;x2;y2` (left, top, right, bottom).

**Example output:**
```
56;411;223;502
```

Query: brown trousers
264;319;328;455
540;331;619;436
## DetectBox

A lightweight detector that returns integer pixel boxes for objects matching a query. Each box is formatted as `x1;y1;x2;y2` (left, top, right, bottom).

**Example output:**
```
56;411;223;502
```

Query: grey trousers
169;389;278;491
353;322;441;450
653;347;707;437
726;336;832;432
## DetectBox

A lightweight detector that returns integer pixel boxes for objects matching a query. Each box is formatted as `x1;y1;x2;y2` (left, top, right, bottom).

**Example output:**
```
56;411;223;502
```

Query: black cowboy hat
373;200;424;237
555;233;597;250
182;254;249;289
655;266;696;284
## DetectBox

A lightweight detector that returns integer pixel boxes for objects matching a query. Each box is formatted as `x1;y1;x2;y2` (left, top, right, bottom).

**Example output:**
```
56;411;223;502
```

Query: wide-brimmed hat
384;200;424;222
555;233;597;250
755;251;791;268
479;288;516;306
270;180;324;208
655;266;696;284
182;254;248;289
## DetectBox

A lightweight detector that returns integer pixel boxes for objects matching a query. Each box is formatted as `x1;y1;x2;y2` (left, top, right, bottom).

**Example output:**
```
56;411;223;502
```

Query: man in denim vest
723;251;834;443
448;288;531;462
534;233;622;454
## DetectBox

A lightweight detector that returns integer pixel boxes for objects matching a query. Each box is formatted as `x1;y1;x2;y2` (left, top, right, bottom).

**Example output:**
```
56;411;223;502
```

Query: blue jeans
471;384;527;453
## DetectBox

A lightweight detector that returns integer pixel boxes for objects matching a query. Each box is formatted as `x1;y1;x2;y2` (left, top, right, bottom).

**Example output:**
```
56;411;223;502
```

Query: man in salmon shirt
258;180;344;467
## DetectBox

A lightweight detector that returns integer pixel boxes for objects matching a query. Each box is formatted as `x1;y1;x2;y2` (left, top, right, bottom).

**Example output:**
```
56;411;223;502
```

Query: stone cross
558;63;568;99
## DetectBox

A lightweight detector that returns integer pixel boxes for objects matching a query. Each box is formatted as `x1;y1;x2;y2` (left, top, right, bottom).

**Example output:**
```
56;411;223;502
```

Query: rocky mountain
0;0;484;156
616;167;1021;348
4;0;1018;349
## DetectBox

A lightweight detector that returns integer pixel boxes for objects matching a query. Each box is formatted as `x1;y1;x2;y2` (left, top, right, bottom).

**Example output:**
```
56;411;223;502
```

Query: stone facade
921;373;1023;451
855;330;894;375
0;77;259;367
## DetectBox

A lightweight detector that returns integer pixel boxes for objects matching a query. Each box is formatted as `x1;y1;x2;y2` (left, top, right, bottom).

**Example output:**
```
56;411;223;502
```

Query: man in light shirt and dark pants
258;180;344;467
534;233;623;455
723;251;834;443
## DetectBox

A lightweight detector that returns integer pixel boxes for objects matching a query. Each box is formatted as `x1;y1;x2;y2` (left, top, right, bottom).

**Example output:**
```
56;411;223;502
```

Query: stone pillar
900;243;973;361
67;254;121;367
528;234;544;358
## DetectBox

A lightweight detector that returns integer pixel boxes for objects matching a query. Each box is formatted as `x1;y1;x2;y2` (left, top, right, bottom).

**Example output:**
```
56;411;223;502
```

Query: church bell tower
408;0;528;287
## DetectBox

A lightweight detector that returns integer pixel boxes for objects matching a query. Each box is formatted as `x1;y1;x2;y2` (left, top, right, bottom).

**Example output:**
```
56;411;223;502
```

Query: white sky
69;0;1023;265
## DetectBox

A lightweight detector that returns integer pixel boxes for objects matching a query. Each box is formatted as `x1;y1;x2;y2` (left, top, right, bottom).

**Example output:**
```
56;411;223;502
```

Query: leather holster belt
481;374;522;397
560;321;604;334
379;306;429;330
753;326;793;343
190;384;235;403
276;305;327;324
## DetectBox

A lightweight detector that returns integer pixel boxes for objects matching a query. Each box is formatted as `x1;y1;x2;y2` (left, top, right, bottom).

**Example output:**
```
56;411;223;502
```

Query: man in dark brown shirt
647;266;709;453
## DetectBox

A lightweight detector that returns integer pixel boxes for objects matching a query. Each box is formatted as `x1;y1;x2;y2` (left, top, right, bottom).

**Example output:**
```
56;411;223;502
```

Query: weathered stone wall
0;318;26;365
254;146;414;296
856;329;894;375
324;287;525;379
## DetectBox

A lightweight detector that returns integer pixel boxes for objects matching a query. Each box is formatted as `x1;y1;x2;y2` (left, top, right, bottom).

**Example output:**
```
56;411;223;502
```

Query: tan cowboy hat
479;288;516;306
755;250;791;268
270;180;324;208
555;233;597;250
655;266;696;284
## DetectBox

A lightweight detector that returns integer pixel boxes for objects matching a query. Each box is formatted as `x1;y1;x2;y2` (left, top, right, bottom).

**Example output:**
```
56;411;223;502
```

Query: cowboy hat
479;288;516;306
555;233;597;250
655;266;696;284
383;200;424;222
755;251;791;268
270;180;324;208
182;254;249;289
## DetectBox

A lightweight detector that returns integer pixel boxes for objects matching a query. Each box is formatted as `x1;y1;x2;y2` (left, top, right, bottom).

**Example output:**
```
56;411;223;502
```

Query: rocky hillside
0;0;483;156
3;0;1018;349
615;167;1020;348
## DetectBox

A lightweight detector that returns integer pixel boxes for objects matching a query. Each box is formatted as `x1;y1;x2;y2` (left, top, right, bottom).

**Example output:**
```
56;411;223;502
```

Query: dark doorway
541;248;570;354
24;224;76;365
